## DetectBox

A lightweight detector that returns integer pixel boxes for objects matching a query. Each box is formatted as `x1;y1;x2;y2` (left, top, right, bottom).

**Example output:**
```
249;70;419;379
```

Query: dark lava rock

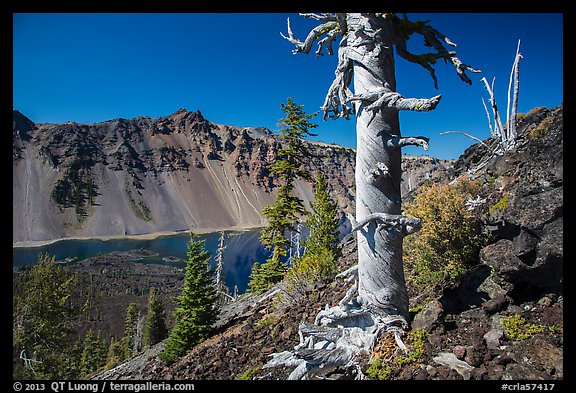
411;299;444;332
482;294;509;314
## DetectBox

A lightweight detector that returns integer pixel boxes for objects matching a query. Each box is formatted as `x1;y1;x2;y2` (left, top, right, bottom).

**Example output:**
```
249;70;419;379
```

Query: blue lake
13;221;351;294
12;229;271;294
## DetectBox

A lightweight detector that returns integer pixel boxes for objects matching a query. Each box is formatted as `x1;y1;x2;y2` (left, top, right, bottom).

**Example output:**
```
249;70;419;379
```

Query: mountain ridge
13;108;451;244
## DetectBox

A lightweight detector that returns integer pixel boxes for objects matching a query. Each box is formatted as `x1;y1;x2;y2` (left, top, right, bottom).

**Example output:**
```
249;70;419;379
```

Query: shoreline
13;226;264;249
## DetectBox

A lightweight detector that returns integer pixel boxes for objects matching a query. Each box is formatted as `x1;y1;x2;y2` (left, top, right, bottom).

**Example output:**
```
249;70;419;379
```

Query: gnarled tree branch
439;130;492;151
281;18;341;55
348;89;442;126
351;212;421;236
391;14;481;89
386;135;430;150
321;38;354;120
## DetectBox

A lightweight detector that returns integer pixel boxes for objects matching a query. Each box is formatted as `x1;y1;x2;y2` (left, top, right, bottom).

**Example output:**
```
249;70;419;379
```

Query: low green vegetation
502;314;544;341
488;194;509;215
366;359;392;380
393;328;428;367
125;186;152;221
409;296;431;314
235;365;263;380
548;324;562;334
365;328;429;380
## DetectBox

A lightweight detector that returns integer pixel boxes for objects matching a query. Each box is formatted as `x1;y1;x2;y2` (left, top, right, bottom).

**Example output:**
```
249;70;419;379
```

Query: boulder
483;329;504;350
512;336;563;378
480;214;563;292
482;294;509;314
411;299;444;332
433;352;475;380
505;187;563;232
480;239;525;281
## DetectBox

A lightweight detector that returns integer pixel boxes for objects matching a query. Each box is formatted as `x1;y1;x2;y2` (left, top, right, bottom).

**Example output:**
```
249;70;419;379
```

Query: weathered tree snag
267;13;478;379
506;39;522;145
443;39;522;176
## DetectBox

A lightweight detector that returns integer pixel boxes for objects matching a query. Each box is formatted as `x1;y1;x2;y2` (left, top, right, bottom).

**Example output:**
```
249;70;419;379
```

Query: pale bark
507;39;522;144
445;39;522;177
214;231;235;303
482;76;506;152
270;13;477;379
439;131;492;150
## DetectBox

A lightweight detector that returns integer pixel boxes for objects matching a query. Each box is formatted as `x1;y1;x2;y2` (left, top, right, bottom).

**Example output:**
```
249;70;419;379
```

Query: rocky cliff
13;109;450;244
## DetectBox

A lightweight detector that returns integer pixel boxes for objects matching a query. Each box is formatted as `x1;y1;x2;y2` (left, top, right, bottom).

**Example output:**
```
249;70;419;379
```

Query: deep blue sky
13;13;563;159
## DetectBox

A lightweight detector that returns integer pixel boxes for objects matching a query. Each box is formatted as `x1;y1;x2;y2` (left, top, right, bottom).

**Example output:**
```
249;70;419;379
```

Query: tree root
264;279;408;379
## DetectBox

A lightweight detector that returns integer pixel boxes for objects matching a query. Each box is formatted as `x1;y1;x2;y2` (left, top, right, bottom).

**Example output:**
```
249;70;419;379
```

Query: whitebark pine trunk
349;15;408;320
269;12;479;379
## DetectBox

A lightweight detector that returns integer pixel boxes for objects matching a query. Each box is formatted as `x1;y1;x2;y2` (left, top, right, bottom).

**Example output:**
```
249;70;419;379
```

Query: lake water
13;220;351;294
12;229;271;294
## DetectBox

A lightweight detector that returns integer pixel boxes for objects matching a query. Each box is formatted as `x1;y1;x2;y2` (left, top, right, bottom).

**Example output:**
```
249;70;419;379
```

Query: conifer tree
79;330;107;377
273;12;479;377
249;98;317;293
159;232;217;362
304;173;341;261
105;337;126;370
121;303;139;357
143;287;168;347
64;338;84;379
13;253;80;379
280;173;342;303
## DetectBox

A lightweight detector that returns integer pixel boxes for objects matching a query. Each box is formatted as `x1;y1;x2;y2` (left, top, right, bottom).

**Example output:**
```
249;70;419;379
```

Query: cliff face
13;109;449;244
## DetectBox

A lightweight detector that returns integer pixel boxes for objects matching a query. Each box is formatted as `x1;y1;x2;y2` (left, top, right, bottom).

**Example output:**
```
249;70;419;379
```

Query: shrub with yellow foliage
403;178;489;290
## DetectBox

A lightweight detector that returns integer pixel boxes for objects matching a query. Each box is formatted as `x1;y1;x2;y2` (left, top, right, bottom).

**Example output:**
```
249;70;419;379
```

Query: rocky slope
93;105;562;381
13;109;450;244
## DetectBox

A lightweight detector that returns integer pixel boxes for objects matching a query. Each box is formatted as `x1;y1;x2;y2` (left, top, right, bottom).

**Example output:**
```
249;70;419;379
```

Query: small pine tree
250;98;317;293
248;259;286;294
105;337;126;370
63;338;84;379
121;303;139;357
13;253;80;379
303;173;342;267
159;232;217;362
143;288;168;348
277;174;342;306
79;330;107;377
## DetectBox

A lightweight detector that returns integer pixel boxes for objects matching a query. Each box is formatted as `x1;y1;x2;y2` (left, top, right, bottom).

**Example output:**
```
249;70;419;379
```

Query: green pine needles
143;288;168;348
13;253;81;379
159;232;217;362
249;98;318;294
278;173;342;305
303;173;341;264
